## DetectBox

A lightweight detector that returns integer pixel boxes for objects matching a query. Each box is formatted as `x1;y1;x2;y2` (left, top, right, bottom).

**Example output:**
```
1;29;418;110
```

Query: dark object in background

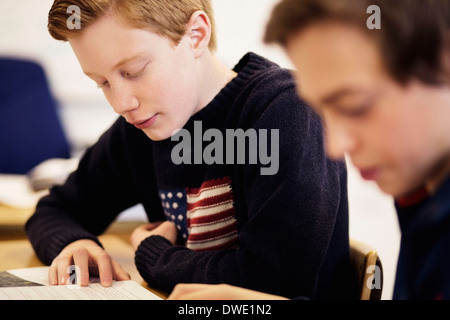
0;57;71;174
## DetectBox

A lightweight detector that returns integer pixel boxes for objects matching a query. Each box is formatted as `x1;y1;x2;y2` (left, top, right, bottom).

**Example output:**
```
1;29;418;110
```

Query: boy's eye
125;63;149;80
334;95;377;118
339;103;373;118
97;80;109;89
126;71;142;79
126;69;145;79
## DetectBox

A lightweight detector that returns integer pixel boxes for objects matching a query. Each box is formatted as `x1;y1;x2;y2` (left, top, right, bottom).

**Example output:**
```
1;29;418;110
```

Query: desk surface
0;204;33;226
0;234;167;299
0;203;167;299
0;235;167;298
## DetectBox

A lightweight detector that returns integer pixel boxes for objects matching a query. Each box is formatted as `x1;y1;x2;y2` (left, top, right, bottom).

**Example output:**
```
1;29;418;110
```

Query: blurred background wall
0;0;400;299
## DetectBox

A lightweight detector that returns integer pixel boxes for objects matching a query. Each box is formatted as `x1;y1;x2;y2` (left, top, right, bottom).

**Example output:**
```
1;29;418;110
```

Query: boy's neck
425;153;450;194
194;50;237;114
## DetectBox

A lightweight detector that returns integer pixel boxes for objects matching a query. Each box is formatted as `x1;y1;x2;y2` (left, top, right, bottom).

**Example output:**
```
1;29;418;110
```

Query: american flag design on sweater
159;176;239;252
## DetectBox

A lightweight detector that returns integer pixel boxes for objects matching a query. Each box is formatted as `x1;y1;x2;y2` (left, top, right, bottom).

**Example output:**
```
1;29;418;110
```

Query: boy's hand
130;221;177;251
48;239;130;287
168;283;290;300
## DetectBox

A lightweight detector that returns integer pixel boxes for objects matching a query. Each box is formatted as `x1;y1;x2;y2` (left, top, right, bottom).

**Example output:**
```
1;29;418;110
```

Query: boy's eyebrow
320;87;364;105
111;52;147;71
84;52;147;76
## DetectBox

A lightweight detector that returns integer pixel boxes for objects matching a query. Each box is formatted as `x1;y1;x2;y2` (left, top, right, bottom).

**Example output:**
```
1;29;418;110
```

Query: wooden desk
0;203;168;298
0;234;167;299
0;203;143;242
0;204;33;226
0;204;33;240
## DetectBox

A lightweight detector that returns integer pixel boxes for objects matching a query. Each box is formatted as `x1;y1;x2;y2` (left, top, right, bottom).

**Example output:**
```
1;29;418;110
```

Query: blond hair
48;0;217;50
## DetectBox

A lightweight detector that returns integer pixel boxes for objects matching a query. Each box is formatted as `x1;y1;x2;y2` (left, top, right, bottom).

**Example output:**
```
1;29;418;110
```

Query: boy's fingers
72;248;90;286
48;259;59;285
56;255;72;286
112;259;131;281
96;252;114;287
140;221;164;231
49;240;129;287
169;283;208;300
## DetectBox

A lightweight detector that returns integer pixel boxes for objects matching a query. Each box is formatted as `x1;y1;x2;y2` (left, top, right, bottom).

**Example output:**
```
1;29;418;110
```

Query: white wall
0;0;400;299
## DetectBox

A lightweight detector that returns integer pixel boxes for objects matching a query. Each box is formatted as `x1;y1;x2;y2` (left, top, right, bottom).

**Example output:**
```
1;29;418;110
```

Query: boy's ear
187;11;211;57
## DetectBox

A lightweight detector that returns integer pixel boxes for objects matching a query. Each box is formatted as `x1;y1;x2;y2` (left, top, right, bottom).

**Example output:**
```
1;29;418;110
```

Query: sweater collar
395;174;450;232
395;185;429;208
190;52;278;127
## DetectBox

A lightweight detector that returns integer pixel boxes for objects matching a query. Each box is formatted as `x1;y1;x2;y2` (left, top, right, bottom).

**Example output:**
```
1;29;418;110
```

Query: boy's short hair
48;0;217;51
264;0;450;86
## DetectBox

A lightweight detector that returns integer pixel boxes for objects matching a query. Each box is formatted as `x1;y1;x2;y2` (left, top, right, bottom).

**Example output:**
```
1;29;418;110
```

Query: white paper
0;280;161;300
1;267;162;300
7;266;51;286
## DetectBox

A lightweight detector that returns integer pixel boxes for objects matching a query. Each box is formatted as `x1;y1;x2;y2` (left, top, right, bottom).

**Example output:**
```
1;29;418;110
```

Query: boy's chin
377;177;422;199
142;128;172;142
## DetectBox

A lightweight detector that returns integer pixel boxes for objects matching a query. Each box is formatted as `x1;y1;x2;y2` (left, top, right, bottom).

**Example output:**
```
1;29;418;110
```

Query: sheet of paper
1;267;162;300
0;280;162;300
0;271;44;287
7;266;51;286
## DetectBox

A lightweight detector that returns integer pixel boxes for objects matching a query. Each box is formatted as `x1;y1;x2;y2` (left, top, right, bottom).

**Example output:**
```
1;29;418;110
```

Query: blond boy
27;0;352;299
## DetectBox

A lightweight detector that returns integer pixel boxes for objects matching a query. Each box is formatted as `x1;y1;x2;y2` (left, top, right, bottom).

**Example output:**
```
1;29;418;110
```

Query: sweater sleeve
25;117;140;265
134;82;349;299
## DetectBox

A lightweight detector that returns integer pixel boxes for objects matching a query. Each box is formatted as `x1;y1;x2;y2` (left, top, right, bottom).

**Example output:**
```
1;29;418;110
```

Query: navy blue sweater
26;53;353;299
394;175;450;300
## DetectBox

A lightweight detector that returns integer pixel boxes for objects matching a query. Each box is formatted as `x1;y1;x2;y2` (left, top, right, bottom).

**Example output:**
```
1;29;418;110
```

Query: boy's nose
324;118;356;160
111;86;139;115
